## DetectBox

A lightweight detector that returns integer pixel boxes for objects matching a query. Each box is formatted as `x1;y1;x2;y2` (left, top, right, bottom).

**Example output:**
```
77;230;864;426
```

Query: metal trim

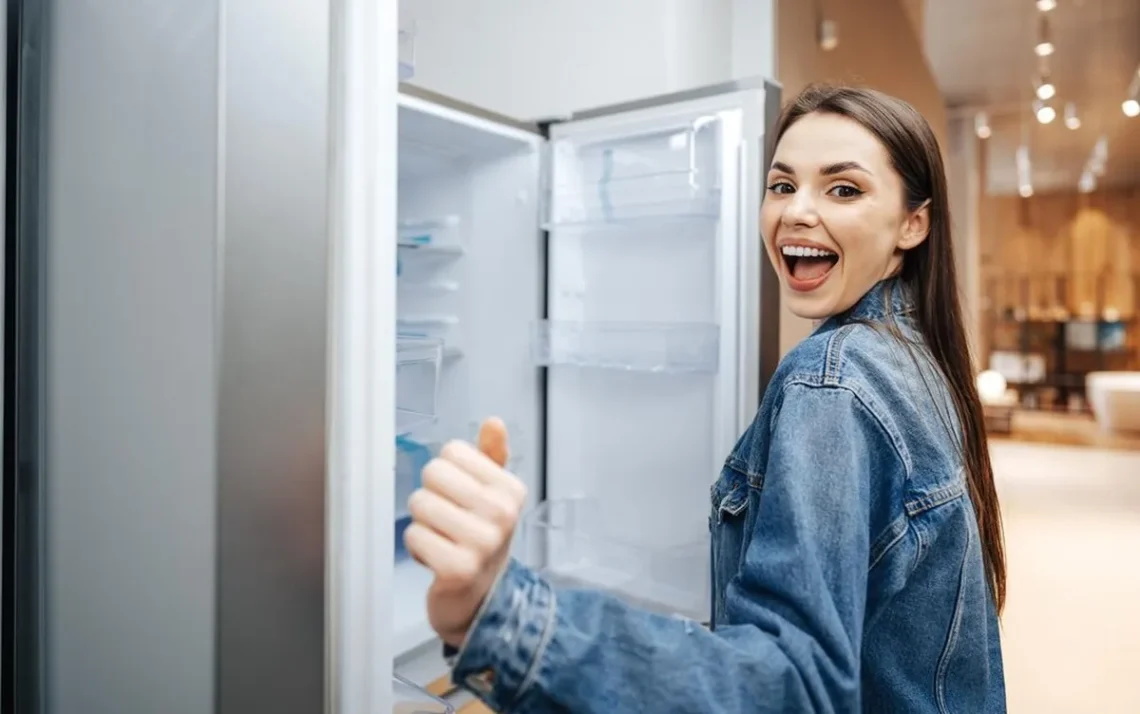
398;82;542;137
567;76;779;123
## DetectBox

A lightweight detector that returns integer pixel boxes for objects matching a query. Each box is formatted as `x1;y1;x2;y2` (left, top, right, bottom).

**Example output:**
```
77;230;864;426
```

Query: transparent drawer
397;337;444;435
546;116;722;226
521;497;709;620
394;435;434;562
393;673;454;714
532;320;719;374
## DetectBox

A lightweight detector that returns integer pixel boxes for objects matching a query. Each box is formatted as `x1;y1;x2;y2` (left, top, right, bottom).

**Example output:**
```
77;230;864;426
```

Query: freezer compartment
394;435;434;561
397;337;445;435
521;497;709;620
533;320;719;374
546;116;722;226
393;673;454;714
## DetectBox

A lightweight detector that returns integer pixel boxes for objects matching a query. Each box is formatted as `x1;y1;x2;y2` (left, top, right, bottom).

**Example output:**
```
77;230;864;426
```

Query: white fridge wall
404;0;744;119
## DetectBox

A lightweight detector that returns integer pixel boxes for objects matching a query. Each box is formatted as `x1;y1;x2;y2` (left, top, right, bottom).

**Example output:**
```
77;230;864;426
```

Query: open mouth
780;245;839;288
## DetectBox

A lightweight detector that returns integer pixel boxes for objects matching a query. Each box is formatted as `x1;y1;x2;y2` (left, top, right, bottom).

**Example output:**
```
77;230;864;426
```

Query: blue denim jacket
450;280;1006;713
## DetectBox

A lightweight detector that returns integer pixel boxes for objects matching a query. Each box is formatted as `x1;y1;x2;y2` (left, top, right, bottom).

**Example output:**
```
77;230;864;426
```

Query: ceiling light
1035;15;1054;56
1124;99;1140;117
1036;0;1057;10
1036;78;1056;100
975;112;992;139
1064;102;1081;130
819;19;838;51
1034;100;1056;124
1019;184;1034;198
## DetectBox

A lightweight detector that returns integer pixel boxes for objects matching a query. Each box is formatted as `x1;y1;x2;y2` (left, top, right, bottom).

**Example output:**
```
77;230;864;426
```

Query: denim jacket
450;280;1006;713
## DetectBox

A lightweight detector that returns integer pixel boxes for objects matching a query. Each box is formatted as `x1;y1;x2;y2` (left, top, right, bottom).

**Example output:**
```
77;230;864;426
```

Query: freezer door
531;81;776;621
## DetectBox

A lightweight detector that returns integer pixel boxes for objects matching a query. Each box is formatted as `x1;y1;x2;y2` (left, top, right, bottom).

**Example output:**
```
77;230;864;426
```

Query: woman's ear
898;200;931;251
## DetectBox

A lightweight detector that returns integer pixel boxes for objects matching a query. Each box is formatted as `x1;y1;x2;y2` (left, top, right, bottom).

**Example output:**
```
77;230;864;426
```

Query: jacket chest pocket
709;469;755;622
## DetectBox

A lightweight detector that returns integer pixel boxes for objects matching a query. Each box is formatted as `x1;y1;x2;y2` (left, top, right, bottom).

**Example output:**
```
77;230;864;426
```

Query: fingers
407;487;502;557
477;417;510;468
440;439;526;505
402;522;480;583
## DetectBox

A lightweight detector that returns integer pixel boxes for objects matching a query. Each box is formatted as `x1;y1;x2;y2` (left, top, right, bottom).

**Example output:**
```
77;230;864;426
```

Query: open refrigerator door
528;83;773;622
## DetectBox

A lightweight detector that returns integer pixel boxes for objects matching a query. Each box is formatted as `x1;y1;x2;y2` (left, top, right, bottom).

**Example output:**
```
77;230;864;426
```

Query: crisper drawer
520;497;709;621
546;115;723;226
393;673;454;714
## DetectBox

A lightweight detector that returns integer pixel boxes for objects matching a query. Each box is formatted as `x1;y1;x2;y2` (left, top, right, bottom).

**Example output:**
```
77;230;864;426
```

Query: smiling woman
403;84;1008;714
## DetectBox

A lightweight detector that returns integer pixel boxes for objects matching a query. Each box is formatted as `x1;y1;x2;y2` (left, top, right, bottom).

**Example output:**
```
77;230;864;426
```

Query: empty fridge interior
520;497;709;621
392;92;544;655
538;104;743;621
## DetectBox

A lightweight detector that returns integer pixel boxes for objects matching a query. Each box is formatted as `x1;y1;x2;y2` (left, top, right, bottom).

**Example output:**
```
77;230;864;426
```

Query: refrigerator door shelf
393;673;455;714
521;497;709;621
546;116;722;227
533;320;720;374
398;215;462;247
396;337;445;436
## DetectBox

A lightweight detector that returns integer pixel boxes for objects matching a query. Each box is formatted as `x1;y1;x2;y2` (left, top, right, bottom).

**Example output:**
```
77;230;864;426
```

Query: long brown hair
772;84;1006;613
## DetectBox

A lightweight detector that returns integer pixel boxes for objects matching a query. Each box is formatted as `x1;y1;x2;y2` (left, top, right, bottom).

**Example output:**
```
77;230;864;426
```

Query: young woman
404;84;1007;713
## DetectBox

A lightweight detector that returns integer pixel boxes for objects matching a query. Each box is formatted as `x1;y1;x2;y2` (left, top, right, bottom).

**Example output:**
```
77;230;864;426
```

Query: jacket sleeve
450;383;891;713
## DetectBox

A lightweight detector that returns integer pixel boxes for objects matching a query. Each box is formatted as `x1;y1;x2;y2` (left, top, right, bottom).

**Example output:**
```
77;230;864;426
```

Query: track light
1125;99;1140;118
1036;0;1057;10
1034;100;1056;124
1064;103;1080;130
819;19;838;51
1035;76;1056;100
1019;184;1034;198
974;112;992;139
1126;67;1140;116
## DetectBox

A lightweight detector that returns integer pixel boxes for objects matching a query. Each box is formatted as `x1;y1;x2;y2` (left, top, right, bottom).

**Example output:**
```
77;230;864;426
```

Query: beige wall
774;0;947;354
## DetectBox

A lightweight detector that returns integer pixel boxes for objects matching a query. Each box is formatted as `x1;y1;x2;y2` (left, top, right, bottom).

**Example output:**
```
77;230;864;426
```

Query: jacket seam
508;590;558;712
868;515;908;572
934;518;971;713
779;377;913;480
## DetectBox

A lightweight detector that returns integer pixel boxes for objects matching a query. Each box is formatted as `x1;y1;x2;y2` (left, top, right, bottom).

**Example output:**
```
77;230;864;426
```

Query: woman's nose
781;190;820;228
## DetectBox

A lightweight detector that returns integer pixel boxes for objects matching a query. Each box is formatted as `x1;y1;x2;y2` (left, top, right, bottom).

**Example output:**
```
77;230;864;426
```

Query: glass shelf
532;320;719;374
398;215;461;248
521;497;708;621
396;337;444;436
547;117;722;227
393;673;454;714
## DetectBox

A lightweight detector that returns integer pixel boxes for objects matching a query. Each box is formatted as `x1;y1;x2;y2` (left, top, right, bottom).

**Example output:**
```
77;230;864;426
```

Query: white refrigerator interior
391;80;777;666
393;91;545;656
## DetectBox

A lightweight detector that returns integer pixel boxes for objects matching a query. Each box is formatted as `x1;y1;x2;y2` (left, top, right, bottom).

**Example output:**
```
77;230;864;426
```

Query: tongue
793;257;834;282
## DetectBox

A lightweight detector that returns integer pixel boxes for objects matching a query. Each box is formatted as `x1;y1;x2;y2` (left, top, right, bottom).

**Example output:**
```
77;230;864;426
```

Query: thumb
477;417;510;468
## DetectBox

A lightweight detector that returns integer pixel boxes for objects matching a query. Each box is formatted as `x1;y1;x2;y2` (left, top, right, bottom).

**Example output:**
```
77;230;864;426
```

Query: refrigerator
389;78;783;688
0;0;780;711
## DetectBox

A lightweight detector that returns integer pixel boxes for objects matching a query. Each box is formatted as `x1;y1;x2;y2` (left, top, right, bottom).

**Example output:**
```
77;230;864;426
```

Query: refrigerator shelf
396;337;444;436
532;320;720;374
547;116;721;226
393;673;454;714
521;497;708;621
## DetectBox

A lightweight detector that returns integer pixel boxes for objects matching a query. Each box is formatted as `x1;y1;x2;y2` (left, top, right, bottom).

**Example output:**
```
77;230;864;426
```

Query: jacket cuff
451;558;556;711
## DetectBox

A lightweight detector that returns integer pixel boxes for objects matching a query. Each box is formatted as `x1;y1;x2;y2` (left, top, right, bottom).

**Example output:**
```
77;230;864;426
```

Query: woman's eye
829;185;863;199
767;181;795;194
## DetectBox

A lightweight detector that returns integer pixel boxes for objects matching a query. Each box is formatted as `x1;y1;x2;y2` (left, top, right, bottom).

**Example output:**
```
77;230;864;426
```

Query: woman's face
760;112;929;320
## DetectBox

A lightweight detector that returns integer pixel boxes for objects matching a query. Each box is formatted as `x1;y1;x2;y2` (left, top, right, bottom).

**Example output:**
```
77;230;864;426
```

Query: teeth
781;245;836;258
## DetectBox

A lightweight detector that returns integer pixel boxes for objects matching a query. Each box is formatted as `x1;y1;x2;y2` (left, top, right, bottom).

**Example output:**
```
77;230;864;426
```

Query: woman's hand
403;417;527;648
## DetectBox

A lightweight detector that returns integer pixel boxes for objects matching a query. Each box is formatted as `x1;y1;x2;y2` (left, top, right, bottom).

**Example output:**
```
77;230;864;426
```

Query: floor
993;439;1140;713
433;436;1140;713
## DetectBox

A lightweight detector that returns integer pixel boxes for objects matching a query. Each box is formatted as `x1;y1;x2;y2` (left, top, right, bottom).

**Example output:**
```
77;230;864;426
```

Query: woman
404;85;1007;713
